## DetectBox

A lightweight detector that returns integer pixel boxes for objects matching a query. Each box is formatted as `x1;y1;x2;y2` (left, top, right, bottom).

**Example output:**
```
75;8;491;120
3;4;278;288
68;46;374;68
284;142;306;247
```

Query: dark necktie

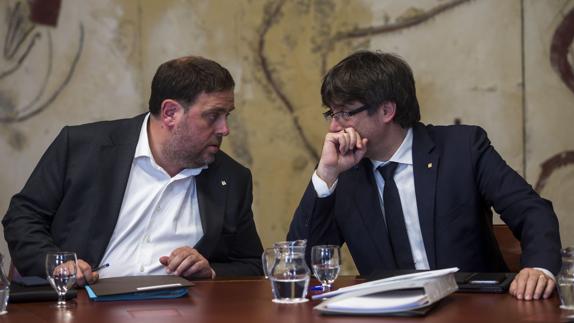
378;162;415;269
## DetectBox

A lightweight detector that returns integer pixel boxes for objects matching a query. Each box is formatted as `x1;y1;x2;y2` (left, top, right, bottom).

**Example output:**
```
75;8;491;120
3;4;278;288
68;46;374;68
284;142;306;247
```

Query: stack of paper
314;267;459;315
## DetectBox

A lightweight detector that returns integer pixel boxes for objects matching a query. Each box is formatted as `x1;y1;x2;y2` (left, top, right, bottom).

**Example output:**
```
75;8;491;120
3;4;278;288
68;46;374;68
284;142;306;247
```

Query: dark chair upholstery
493;224;522;272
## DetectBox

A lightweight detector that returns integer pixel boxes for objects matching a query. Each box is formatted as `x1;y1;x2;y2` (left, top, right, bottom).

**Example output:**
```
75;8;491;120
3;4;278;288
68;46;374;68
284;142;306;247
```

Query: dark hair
148;56;235;115
321;50;420;128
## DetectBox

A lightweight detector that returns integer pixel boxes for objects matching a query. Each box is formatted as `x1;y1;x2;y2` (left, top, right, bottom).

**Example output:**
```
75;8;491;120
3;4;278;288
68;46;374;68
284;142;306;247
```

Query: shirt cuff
533;267;555;281
312;171;338;198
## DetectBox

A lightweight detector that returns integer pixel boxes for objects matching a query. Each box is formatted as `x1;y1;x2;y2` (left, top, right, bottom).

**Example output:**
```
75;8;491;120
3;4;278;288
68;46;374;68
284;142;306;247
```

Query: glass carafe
262;240;310;303
558;247;574;310
0;254;10;315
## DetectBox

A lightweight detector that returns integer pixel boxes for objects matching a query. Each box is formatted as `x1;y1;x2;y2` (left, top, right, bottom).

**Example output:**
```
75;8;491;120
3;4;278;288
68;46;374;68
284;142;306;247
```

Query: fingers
337;128;363;154
163;247;194;273
160;247;214;279
532;275;547;300
318;128;366;185
172;253;199;275
338;131;349;154
543;276;556;299
523;274;539;300
324;128;363;155
76;259;97;286
159;256;169;266
509;279;517;296
75;268;85;286
182;258;212;279
510;268;555;300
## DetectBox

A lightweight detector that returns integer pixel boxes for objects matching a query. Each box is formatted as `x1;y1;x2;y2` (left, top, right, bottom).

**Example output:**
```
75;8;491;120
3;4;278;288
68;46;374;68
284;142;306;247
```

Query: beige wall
0;0;572;275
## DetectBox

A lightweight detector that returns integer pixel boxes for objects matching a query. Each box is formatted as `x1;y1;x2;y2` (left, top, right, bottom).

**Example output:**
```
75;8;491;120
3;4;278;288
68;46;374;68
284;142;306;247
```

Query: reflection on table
3;276;570;323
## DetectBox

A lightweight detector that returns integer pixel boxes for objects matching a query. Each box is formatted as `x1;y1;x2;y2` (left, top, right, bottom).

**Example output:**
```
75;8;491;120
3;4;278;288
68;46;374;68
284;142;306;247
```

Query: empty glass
45;252;77;308
311;245;341;292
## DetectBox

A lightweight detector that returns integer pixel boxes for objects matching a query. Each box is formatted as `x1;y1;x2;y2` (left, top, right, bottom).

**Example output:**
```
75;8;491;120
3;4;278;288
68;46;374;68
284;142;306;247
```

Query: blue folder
85;285;188;302
84;275;192;302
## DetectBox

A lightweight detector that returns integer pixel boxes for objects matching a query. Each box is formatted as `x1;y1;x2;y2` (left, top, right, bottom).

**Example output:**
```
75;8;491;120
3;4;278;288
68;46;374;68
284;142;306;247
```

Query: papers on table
314;267;459;315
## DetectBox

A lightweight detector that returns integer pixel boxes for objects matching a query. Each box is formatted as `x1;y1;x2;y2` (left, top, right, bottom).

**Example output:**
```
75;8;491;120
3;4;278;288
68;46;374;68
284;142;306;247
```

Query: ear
381;102;397;123
159;99;182;128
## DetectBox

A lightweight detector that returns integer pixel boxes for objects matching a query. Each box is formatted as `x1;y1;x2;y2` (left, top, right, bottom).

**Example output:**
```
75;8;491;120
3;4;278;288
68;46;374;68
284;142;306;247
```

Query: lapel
194;154;228;257
91;114;146;263
351;159;397;269
411;123;439;269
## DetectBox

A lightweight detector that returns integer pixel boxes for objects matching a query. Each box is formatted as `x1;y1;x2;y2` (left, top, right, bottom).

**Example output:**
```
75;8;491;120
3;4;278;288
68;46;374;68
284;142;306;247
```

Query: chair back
493;224;522;272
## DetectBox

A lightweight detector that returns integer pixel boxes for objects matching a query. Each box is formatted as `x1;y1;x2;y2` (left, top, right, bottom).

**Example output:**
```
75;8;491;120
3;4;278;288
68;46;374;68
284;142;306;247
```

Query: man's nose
328;118;343;132
217;117;230;136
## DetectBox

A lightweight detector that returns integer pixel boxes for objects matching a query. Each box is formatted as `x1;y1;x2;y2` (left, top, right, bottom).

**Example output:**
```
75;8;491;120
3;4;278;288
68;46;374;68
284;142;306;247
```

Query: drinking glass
311;245;341;292
45;252;77;308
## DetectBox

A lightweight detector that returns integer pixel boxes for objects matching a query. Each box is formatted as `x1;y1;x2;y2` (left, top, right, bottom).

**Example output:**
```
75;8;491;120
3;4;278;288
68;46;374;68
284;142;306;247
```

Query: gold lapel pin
427;162;432;169
221;180;227;186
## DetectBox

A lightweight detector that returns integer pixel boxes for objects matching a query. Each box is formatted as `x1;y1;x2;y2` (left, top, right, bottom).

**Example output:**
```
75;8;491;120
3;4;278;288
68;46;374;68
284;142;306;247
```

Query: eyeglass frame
322;104;371;122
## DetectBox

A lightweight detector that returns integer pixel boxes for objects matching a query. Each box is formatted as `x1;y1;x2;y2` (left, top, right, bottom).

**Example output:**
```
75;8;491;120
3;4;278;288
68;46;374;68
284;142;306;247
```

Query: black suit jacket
288;123;562;276
3;114;263;277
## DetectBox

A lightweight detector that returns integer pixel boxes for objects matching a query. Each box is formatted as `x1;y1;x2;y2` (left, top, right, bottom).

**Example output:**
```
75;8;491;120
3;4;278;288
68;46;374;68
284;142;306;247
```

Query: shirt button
140;265;144;272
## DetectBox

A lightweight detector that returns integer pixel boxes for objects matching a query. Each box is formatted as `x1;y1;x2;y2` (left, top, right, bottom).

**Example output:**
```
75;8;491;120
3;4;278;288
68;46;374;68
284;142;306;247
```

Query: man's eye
206;113;219;121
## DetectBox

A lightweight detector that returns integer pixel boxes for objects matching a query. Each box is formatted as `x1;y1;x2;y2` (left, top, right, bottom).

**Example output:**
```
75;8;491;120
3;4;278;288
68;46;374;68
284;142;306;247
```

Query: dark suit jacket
288;123;562;276
3;114;263;277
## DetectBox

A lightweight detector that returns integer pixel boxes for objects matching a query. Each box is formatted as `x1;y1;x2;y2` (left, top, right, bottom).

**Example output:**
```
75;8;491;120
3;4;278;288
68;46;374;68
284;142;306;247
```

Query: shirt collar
134;113;207;177
371;127;413;170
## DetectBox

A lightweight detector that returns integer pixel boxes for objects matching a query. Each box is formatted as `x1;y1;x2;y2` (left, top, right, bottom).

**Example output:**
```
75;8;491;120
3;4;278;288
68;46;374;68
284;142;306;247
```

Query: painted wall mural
0;0;572;274
257;0;473;164
537;6;574;195
536;4;574;192
550;6;574;95
0;0;83;123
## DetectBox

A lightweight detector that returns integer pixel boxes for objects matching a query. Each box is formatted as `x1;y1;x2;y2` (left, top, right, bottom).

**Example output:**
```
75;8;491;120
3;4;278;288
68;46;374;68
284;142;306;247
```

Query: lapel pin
221;180;227;186
427;162;432;169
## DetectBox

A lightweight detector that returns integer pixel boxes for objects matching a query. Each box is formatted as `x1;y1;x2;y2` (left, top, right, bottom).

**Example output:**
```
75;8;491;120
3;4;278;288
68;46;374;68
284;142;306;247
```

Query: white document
314;267;459;315
324;289;427;314
313;267;459;300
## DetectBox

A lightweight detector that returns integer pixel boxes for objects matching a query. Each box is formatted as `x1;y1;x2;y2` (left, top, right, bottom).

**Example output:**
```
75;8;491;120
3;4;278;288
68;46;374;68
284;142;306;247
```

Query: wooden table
1;277;571;322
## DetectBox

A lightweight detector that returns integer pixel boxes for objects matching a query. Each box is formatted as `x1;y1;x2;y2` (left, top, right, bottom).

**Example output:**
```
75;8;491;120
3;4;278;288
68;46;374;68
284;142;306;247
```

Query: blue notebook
85;275;192;302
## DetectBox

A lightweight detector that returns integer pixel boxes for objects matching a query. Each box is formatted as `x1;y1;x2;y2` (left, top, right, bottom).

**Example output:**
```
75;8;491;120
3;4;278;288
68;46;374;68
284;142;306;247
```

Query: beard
162;121;221;169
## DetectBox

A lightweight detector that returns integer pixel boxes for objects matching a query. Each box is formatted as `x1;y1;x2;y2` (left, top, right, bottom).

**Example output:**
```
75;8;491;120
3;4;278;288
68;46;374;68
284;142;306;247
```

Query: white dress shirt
98;114;206;278
313;128;430;269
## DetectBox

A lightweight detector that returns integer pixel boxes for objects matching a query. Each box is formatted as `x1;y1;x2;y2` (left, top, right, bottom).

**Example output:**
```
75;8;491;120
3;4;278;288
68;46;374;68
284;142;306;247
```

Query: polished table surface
1;276;571;322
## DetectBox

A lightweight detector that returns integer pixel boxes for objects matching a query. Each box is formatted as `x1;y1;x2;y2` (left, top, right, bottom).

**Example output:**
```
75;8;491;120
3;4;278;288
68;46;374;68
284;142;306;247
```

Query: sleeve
287;178;345;264
470;126;562;274
2;127;70;276
312;171;338;197
210;171;264;276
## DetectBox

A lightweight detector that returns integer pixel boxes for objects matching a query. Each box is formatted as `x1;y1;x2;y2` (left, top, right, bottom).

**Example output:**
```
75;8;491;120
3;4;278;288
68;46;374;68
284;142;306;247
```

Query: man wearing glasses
287;50;561;301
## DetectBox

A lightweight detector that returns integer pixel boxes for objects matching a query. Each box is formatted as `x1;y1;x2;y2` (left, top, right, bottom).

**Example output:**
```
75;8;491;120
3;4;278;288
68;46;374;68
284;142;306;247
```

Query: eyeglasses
322;105;370;122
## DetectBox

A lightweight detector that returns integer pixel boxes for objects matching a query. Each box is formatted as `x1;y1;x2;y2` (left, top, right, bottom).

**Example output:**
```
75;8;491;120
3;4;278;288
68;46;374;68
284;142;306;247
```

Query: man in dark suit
3;56;263;285
287;51;561;301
